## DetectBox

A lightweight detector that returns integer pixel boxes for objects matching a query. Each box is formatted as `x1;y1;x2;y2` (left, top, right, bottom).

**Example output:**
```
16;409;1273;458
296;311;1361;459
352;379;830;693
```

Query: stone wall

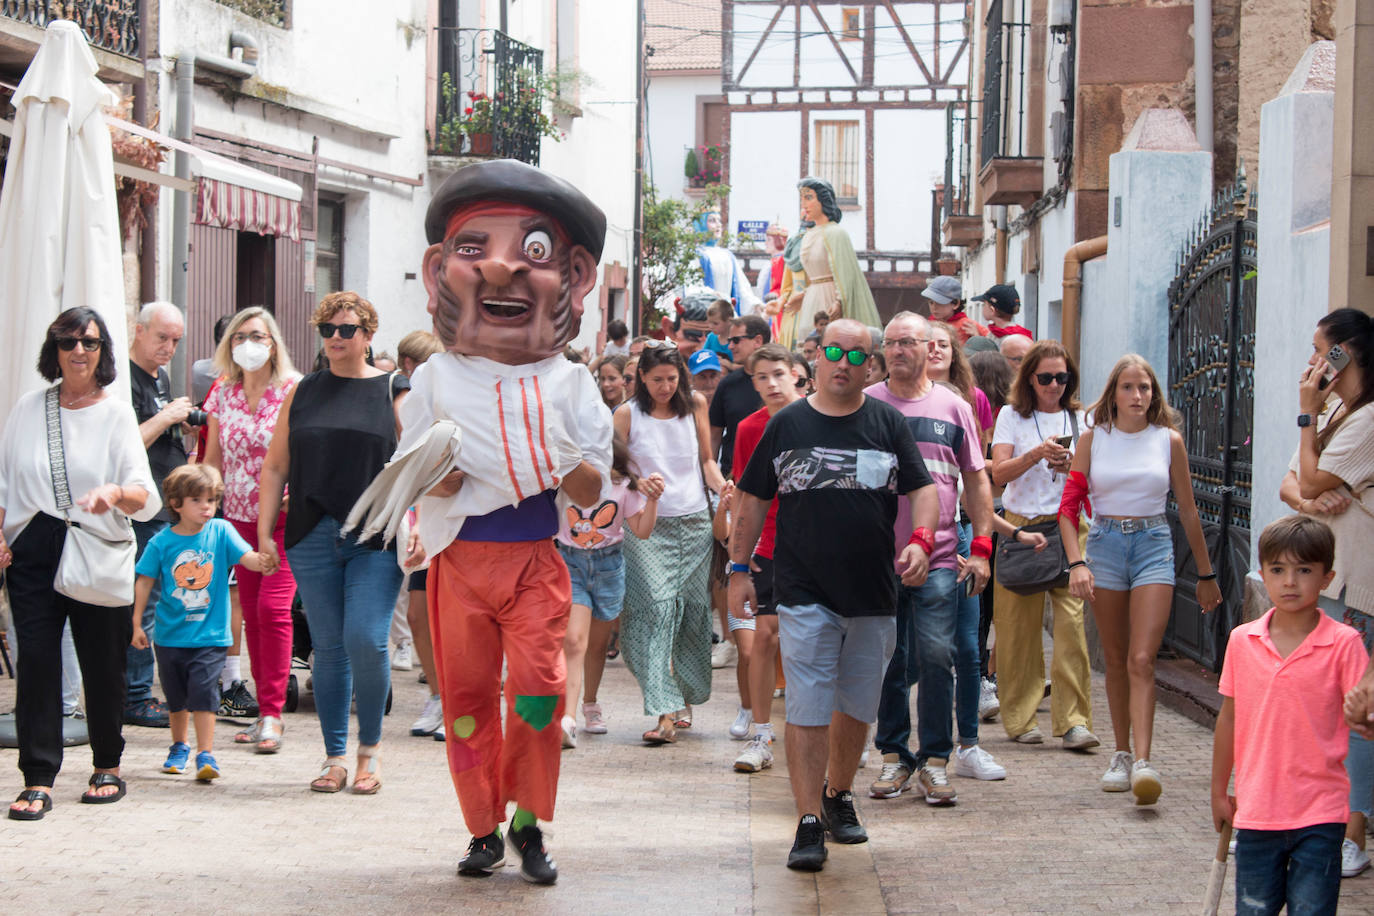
1236;0;1326;184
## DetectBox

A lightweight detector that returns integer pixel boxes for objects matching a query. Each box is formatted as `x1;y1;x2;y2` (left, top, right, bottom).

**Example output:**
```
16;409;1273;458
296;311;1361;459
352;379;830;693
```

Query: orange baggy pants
428;538;570;837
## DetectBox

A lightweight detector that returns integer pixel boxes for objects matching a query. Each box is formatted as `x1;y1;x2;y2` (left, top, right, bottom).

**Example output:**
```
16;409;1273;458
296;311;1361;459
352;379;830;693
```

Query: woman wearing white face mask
203;308;301;753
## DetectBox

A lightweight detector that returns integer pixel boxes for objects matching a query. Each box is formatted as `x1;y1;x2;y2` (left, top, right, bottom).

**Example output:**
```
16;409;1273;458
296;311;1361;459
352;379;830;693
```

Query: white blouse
0;389;160;543
992;404;1088;518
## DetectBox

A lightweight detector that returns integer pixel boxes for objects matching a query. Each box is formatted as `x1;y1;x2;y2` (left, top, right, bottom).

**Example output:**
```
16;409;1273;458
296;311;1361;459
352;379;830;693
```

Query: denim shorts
557;542;626;622
1085;516;1175;591
777;602;896;727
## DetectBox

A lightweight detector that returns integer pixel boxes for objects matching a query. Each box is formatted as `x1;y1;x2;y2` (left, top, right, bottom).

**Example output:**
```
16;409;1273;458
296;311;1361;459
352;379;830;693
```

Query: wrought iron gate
1164;168;1257;672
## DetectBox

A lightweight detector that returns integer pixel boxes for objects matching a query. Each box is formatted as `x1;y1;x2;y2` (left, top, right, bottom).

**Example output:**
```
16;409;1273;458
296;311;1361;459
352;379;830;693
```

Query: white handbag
44;387;136;607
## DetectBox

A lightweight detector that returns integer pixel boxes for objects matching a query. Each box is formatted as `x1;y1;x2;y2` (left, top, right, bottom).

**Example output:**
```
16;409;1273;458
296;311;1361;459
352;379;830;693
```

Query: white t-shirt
602;340;630;358
992;404;1087;518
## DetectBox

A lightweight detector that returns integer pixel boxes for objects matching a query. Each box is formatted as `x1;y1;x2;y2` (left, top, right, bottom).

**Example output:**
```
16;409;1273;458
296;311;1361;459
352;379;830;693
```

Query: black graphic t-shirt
736;396;932;616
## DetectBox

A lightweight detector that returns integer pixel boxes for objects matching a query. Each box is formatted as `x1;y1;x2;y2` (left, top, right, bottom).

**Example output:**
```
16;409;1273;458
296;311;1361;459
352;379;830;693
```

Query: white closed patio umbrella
0;19;128;427
0;20;126;748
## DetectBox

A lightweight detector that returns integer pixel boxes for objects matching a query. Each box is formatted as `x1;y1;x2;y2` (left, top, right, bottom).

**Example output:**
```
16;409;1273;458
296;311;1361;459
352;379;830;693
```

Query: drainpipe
1061;235;1108;364
994;206;1008;284
169;54;194;397
1194;0;1213;151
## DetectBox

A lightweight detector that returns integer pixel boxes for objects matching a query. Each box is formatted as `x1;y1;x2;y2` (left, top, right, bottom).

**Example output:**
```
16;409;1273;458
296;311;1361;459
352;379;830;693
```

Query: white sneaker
954;744;1007;780
410;694;444;736
978;677;1000;721
1343;838;1371;877
1101;750;1133;792
1062;725;1101;750
560;714;577;749
1130;758;1162;805
859;748;870;768
734;734;774;772
392;641;414;671
711;640;738;668
729;707;752;739
582;702;608;734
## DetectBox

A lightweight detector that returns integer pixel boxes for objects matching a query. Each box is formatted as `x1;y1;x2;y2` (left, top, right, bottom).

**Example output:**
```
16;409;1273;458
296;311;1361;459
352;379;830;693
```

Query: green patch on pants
514;695;558;731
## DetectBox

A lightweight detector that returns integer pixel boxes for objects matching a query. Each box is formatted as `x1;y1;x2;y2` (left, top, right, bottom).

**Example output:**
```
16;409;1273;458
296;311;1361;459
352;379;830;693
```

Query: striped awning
196;176;300;240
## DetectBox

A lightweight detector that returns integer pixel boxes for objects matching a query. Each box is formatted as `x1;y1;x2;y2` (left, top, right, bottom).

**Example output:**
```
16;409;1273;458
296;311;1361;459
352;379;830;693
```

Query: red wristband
970;536;993;559
908;526;934;556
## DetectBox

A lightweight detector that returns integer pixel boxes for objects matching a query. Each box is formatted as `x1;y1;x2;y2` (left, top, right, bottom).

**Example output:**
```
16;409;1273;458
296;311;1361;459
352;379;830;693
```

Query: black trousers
9;513;131;786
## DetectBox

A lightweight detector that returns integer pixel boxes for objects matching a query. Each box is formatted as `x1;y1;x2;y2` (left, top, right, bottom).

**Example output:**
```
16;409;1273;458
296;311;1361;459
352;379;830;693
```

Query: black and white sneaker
506;821;558;885
821;786;868;844
219;680;259;719
457;830;506;877
787;814;828;871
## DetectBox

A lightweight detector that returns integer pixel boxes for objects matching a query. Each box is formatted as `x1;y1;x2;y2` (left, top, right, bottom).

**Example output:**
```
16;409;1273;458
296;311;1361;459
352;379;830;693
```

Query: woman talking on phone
1280;308;1374;876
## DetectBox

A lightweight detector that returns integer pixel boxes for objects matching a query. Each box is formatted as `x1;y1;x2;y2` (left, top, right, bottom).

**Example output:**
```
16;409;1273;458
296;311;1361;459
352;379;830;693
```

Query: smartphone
1054;435;1073;448
1320;344;1352;390
964;576;977;597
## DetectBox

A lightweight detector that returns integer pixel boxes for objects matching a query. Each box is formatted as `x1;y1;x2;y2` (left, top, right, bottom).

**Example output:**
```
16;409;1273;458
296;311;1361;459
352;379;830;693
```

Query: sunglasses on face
56;336;103;352
1035;371;1071;386
822;345;870;366
679;329;704;342
318;322;362;340
727;335;753;345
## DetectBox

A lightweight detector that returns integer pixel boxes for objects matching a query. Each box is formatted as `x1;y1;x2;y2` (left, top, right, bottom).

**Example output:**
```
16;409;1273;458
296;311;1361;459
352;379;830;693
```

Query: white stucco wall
727;111;803;237
873;108;945;253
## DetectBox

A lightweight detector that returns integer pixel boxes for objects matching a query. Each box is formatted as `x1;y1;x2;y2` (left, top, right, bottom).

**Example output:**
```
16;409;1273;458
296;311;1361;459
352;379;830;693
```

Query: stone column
1082;110;1211;395
1330;0;1374;313
1248;41;1336;615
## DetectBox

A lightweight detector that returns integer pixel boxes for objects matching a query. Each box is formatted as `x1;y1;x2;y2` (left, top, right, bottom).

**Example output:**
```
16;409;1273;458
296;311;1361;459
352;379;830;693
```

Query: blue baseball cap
688;349;722;375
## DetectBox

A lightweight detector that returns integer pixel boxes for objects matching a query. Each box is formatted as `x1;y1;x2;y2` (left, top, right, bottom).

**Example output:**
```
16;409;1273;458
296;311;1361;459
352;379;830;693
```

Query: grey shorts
777;603;896;727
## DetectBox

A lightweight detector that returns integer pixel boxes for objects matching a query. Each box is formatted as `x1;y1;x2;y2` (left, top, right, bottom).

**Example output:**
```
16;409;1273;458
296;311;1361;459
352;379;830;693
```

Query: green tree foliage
639;181;730;330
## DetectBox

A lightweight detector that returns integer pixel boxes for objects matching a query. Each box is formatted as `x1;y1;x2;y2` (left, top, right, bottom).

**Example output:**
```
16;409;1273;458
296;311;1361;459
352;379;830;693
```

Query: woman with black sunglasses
3;308;159;820
615;341;725;744
987;340;1098;754
257;291;409;795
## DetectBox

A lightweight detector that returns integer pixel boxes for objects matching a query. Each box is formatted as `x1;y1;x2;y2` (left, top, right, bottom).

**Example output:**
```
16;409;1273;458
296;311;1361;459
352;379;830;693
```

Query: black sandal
8;789;52;820
80;772;126;805
606;632;619;660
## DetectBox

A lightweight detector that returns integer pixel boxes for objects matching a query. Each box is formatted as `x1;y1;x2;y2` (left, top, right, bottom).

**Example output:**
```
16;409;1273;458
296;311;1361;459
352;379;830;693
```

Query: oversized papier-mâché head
423;159;608;365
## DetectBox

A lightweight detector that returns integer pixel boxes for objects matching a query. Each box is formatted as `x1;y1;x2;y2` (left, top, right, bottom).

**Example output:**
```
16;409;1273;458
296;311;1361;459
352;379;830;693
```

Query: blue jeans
874;566;958;768
1319;593;1374;818
125;518;168;705
1234;823;1343;916
286;517;403;757
954;522;981;746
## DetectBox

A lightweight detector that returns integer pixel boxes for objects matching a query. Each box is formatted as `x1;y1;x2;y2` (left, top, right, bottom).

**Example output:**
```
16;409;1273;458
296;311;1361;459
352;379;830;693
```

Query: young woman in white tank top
1058;354;1220;806
613;342;725;744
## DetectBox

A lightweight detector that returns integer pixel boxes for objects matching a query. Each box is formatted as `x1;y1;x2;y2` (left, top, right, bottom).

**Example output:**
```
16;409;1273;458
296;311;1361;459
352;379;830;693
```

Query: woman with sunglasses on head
1059;354;1218;805
202;308;301;755
615;341;725;744
1281;308;1374;874
257;292;409;794
3;308;159;820
987;340;1099;753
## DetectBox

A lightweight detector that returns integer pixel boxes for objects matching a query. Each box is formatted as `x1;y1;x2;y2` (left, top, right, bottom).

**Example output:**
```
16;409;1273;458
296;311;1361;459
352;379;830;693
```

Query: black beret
425;159;607;262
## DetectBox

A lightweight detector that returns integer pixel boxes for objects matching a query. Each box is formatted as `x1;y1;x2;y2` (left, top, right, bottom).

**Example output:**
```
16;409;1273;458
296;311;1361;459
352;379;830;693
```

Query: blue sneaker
195;751;221;782
162;742;191;774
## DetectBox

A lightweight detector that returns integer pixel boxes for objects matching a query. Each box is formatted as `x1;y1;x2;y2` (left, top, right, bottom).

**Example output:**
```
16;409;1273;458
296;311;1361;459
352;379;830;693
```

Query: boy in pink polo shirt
1212;515;1368;914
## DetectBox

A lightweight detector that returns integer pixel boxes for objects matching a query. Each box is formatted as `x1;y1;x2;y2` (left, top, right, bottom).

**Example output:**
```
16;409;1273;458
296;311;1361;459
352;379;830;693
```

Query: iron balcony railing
433;27;545;166
1;0;140;59
979;0;1034;165
944;99;974;218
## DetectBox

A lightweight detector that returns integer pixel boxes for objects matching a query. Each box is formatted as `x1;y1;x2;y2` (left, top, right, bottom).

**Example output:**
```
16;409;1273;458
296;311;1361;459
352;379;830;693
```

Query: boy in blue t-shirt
132;465;265;782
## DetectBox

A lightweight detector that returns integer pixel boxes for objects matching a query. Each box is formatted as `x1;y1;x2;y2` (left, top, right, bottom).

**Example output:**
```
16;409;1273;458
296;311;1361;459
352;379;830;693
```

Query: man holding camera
124;301;194;728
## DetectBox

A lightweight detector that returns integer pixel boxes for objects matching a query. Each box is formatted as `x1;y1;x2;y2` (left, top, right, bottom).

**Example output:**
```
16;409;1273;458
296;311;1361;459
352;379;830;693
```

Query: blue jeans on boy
287;517;403;757
954;522;982;746
1234;823;1343;915
874;566;958;769
125;518;167;706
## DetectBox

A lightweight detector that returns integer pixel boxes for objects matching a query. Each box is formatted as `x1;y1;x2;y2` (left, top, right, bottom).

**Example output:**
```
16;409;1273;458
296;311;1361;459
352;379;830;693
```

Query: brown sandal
352;745;381;795
642;727;677;745
310;757;347;793
672;706;693;730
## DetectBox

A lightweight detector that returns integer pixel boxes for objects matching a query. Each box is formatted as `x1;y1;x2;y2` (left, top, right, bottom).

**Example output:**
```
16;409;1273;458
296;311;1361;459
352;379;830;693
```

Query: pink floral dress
211;377;298;522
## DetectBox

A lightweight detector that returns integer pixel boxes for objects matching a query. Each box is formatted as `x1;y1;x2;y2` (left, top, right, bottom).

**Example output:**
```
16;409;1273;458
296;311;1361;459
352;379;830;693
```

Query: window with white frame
813;120;860;206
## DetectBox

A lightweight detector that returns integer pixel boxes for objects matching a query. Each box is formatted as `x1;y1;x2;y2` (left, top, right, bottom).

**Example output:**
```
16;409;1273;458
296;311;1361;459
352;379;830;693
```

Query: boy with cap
974;284;1033;340
922;276;988;345
405;158;614;885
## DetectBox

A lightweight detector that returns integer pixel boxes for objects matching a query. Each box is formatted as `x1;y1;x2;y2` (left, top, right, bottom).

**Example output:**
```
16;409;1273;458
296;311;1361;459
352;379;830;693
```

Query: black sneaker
219;680;259;719
506;820;558;885
821;786;868;844
457;830;506;877
787;814;828;871
123;697;170;728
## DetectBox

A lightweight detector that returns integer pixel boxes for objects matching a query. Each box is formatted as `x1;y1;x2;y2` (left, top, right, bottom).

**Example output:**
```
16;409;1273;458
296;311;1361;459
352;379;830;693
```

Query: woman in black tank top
257;292;409;795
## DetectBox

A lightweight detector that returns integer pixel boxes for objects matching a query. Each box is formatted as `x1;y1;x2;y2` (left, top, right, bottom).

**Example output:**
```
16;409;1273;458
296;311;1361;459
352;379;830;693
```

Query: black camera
187;409;209;427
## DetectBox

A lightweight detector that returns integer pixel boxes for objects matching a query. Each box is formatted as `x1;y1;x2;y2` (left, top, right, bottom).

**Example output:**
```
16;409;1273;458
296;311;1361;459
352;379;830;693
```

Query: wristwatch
1297;414;1315;428
729;562;751;575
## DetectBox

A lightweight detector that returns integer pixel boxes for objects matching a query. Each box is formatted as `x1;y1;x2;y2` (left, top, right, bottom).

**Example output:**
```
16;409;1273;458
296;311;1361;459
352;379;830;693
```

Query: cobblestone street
2;649;1371;914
